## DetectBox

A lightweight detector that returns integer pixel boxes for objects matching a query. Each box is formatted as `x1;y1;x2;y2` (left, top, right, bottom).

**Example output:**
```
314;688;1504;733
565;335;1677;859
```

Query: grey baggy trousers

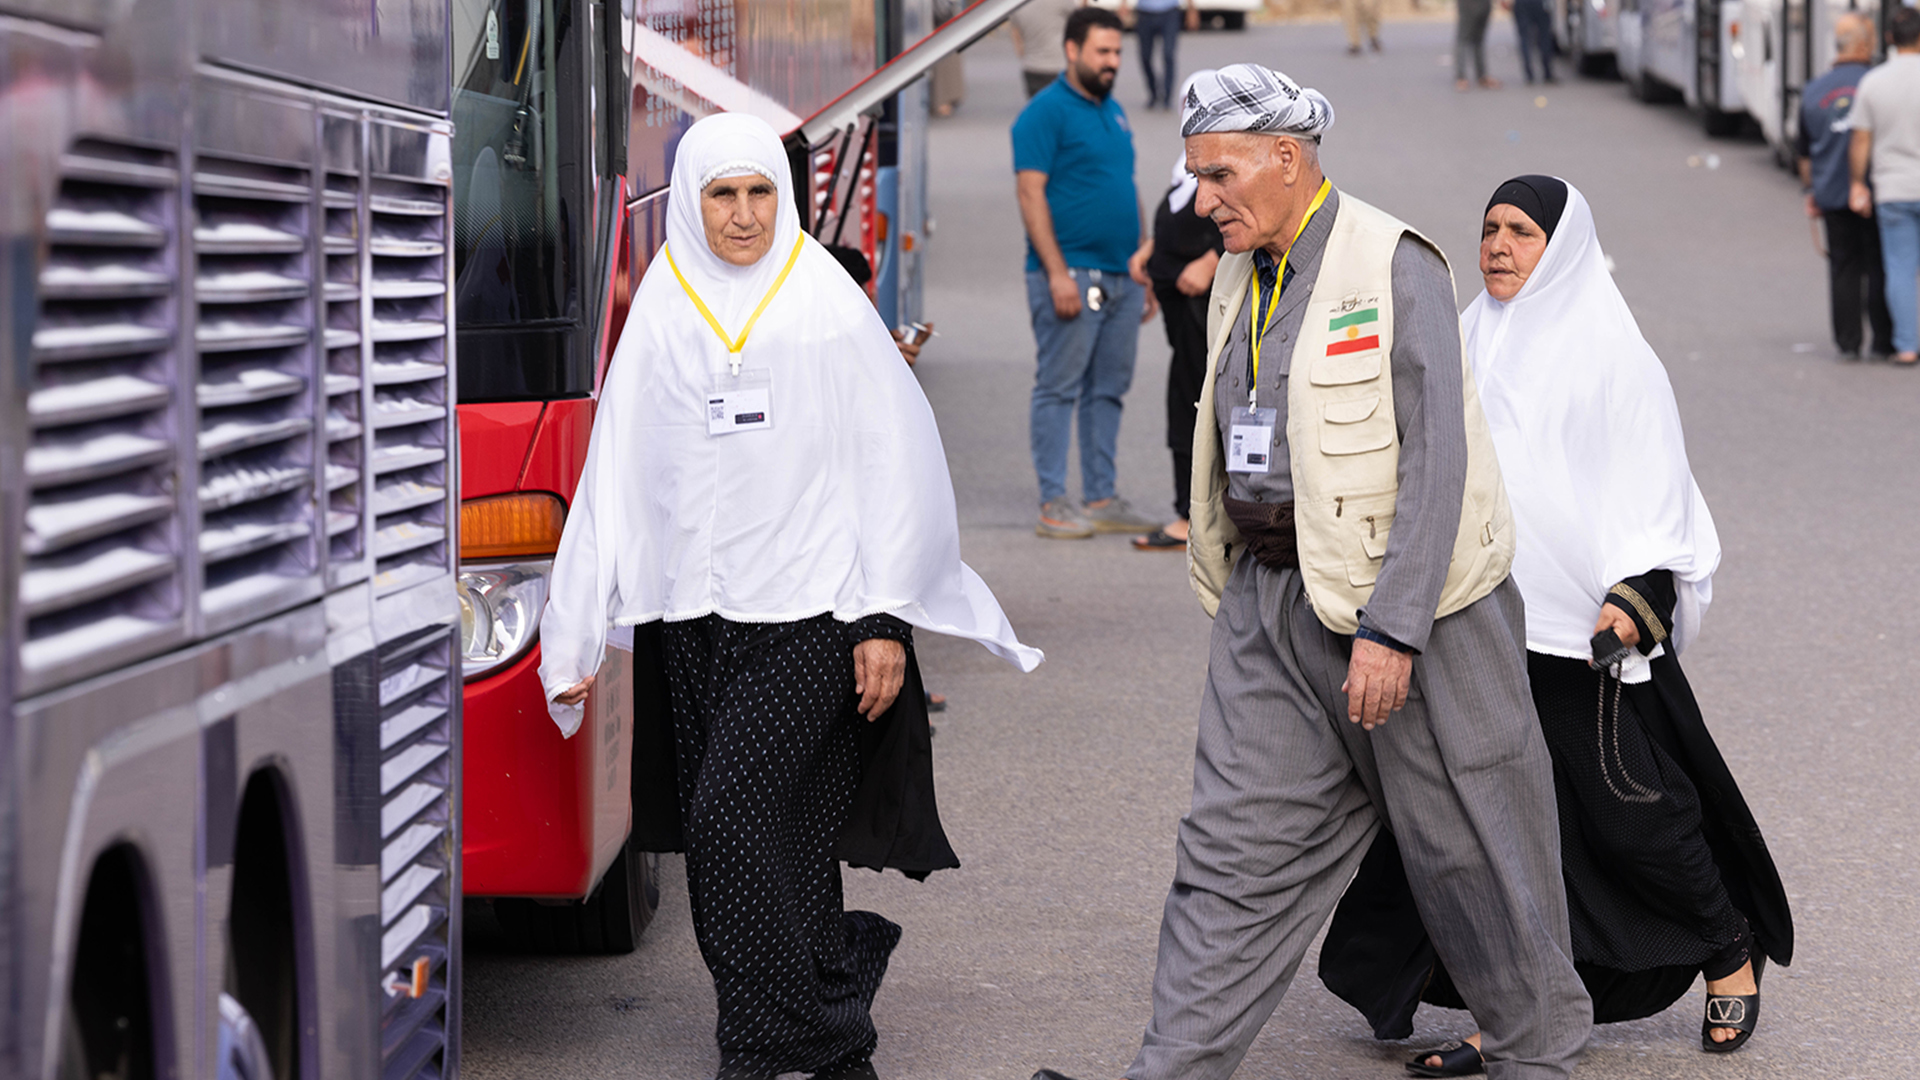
1128;559;1592;1079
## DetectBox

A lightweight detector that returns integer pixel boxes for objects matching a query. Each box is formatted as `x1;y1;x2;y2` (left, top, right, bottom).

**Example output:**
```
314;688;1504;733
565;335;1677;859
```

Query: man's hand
1176;250;1220;297
1128;240;1154;286
853;638;907;721
1184;5;1200;30
1049;270;1083;319
554;675;596;707
1141;284;1160;324
892;326;926;367
1592;604;1640;649
1342;638;1412;731
1850;179;1874;217
1805;192;1820;219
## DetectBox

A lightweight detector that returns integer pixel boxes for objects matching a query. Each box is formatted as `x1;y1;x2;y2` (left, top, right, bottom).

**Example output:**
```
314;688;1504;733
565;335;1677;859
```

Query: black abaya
1318;574;1792;1036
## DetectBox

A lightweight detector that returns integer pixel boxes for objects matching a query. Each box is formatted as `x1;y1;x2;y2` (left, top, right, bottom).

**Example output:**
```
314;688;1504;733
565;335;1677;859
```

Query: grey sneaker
1036;497;1095;539
1083;495;1160;534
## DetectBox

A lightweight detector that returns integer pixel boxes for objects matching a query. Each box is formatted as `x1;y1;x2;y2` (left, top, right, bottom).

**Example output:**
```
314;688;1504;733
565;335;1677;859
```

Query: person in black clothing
1314;177;1793;1077
1797;12;1894;359
1126;128;1225;550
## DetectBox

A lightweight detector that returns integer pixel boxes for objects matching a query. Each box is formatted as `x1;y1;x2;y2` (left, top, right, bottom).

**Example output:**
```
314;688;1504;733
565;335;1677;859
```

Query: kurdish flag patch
1326;307;1380;356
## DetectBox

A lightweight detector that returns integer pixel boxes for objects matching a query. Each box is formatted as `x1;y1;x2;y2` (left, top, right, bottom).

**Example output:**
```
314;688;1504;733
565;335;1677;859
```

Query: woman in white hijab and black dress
538;113;1041;1080
1314;176;1794;1076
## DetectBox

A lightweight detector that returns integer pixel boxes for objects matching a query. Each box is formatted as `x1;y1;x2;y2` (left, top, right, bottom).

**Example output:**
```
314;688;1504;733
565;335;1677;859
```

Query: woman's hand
1592;605;1640;649
553;676;596;706
852;639;906;721
1176;250;1220;297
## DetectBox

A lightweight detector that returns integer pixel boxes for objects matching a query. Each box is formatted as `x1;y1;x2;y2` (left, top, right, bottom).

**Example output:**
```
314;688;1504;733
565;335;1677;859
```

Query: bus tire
1221;10;1246;30
494;844;661;955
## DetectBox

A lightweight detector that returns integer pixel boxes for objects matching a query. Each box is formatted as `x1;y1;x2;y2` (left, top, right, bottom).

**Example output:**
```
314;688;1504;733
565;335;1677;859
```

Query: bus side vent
19;140;187;693
367;172;453;601
374;628;454;1080
192;155;323;635
324;159;370;589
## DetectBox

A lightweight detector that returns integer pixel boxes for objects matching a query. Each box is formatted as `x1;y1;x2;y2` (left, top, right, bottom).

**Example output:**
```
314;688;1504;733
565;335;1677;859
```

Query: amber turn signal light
460;492;565;560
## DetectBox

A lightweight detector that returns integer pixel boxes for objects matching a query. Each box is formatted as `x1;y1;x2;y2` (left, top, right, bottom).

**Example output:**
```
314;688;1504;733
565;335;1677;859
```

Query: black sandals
1701;953;1766;1053
1406;1040;1484;1077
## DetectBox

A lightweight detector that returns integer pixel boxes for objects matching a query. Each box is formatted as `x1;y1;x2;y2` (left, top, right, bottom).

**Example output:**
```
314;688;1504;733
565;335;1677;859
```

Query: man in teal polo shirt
1014;5;1160;539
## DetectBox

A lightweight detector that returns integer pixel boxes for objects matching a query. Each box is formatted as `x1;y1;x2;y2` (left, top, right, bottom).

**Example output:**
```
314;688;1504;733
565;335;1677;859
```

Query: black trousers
663;614;902;1078
1825;208;1895;356
1154;281;1209;520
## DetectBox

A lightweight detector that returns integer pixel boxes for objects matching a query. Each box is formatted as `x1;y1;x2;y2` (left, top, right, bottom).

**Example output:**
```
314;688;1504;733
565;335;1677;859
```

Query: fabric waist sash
1222;496;1299;572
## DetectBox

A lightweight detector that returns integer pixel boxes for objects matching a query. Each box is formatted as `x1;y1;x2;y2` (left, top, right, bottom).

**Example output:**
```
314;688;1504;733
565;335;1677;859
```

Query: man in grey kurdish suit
1036;66;1591;1080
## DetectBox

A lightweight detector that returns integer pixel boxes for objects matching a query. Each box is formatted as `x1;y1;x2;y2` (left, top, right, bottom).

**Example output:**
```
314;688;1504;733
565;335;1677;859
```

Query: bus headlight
457;560;551;680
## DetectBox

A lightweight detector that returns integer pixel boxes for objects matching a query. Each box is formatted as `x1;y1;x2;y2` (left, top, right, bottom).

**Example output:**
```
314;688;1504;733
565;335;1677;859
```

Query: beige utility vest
1187;192;1514;633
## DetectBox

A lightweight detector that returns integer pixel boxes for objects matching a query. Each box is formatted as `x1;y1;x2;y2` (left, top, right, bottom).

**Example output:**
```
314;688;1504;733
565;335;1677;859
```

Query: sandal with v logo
1701;954;1766;1053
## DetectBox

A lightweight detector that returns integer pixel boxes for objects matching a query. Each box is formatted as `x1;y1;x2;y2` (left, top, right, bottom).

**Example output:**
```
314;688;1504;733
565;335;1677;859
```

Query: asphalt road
462;19;1920;1080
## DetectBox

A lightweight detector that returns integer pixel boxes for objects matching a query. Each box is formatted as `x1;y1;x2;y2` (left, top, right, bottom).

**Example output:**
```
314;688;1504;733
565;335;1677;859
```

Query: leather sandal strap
1703;992;1760;1034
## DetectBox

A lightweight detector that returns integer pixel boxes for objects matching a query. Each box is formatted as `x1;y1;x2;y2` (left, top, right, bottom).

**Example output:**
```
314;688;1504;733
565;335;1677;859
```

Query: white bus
1616;0;1752;134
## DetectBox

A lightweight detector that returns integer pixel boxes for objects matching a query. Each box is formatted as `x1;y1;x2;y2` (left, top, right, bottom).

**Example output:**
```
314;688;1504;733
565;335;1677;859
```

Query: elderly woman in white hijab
1316;177;1795;1076
539;113;1040;1080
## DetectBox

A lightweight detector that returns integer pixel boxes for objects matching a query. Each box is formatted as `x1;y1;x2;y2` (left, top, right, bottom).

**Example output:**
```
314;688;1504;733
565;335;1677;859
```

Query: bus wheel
1221;10;1246;30
1703;106;1743;137
494;845;662;955
216;994;277;1080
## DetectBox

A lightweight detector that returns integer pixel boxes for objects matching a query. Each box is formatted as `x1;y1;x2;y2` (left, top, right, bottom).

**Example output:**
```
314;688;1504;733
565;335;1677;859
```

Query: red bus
450;0;1024;951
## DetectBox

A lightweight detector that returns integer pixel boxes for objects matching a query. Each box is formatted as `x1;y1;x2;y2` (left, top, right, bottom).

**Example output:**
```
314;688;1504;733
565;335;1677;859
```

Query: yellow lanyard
664;235;806;375
1249;179;1333;406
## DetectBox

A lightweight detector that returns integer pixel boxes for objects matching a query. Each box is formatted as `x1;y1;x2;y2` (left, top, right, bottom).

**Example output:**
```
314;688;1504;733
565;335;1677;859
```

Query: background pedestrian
1122;0;1199;110
1127;71;1225;551
1342;0;1382;56
1008;0;1083;98
1799;13;1892;359
1012;6;1162;539
1513;0;1554;83
1455;0;1500;90
1848;5;1920;363
932;0;967;115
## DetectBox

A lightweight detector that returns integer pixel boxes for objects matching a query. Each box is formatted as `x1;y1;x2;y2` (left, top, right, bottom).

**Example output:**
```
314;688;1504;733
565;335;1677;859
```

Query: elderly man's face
1479;203;1549;301
701;173;779;266
1186;133;1310;255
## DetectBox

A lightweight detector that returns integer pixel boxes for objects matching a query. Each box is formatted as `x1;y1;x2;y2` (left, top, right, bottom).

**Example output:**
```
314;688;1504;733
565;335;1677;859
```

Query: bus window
452;0;592;401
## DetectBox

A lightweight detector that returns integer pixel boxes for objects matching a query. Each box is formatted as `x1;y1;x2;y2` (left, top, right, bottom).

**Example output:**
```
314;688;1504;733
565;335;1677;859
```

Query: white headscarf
1167;70;1216;214
1463;180;1720;683
538;113;1042;736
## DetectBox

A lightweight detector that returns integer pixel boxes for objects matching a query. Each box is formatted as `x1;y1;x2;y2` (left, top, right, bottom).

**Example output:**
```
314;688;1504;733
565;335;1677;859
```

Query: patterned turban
1180;63;1335;141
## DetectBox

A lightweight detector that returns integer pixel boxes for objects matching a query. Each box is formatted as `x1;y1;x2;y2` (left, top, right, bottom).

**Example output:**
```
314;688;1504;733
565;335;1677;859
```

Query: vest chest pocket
1320;393;1394;456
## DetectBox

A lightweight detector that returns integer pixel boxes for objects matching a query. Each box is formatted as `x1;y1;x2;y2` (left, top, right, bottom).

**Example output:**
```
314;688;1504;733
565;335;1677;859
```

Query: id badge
1226;406;1278;474
707;368;773;436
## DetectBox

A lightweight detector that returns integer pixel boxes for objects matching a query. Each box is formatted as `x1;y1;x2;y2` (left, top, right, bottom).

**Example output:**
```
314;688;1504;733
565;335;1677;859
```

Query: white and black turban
1180;63;1335;140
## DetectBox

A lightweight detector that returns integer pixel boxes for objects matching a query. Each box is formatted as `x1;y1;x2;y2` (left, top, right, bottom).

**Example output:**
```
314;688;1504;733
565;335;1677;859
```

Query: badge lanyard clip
1248;179;1333;408
665;236;806;376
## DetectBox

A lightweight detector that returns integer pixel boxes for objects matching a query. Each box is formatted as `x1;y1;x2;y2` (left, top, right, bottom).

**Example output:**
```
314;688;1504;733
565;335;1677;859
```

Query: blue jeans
1135;8;1182;107
1513;0;1554;81
1878;200;1920;354
1027;268;1143;504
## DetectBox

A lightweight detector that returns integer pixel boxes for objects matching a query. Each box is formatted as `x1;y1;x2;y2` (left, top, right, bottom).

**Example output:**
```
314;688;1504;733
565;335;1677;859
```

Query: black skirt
1318;650;1793;1035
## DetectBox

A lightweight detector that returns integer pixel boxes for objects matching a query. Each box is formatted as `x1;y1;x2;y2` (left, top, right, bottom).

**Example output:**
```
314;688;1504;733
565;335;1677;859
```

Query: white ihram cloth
1463;181;1720;685
537;113;1042;737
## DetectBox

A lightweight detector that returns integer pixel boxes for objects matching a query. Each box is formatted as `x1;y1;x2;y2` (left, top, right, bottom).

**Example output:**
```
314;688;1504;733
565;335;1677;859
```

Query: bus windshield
451;0;591;401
